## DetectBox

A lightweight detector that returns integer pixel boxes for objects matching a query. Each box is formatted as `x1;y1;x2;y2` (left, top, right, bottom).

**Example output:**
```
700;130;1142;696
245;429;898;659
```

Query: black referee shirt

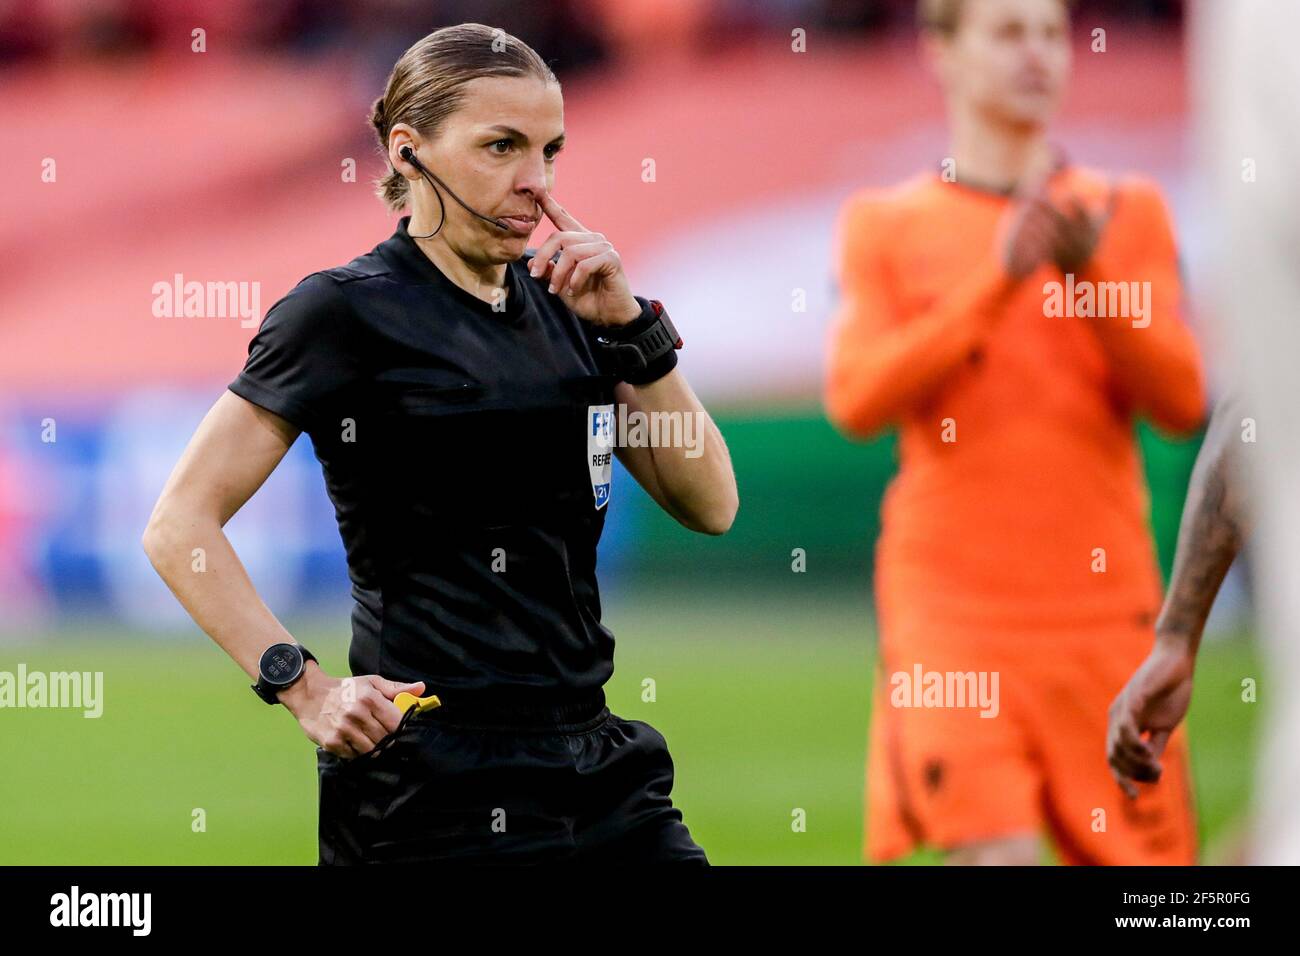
228;215;622;697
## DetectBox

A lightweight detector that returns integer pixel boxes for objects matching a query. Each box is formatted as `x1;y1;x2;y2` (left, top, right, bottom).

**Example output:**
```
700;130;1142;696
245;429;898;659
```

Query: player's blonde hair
370;23;558;213
918;0;1076;36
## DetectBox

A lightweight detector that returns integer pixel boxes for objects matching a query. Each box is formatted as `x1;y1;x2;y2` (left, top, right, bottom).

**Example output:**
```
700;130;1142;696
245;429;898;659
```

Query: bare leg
946;833;1042;866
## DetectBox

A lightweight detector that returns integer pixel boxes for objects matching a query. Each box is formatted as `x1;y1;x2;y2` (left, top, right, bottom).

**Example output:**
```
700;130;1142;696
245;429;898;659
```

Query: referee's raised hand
280;667;426;759
527;187;642;328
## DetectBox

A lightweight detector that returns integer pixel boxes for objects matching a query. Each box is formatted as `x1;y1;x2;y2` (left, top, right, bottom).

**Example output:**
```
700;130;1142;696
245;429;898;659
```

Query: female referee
141;23;738;865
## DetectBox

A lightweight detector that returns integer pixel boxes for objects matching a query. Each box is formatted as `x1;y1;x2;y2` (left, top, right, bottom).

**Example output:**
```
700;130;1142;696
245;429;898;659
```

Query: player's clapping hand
280;667;426;759
1043;187;1116;274
1000;174;1065;280
527;187;641;328
1106;640;1196;799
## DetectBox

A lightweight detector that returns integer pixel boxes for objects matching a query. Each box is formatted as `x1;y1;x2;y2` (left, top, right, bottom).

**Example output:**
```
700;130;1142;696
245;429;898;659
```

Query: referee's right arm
141;390;422;758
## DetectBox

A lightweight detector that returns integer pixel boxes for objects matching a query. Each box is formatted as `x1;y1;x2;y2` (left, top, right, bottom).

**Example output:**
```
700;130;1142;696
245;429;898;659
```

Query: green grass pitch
0;591;1260;864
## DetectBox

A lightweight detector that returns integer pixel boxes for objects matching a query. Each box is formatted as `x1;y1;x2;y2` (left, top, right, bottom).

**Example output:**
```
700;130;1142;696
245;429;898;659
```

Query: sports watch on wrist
594;296;683;385
251;642;317;704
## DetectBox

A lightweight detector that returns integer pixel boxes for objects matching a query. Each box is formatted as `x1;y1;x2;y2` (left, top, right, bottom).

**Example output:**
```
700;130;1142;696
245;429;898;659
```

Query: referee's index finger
537;188;584;232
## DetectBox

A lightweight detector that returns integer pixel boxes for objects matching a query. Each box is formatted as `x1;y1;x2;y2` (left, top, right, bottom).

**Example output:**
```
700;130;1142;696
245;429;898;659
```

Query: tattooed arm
1154;394;1251;648
1107;395;1250;797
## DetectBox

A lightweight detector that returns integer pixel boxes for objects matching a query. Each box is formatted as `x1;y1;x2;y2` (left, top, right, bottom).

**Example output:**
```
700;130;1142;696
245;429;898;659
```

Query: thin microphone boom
399;145;510;237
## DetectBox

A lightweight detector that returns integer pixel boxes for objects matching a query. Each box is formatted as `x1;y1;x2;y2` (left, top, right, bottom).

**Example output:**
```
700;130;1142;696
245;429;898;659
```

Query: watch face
260;643;303;686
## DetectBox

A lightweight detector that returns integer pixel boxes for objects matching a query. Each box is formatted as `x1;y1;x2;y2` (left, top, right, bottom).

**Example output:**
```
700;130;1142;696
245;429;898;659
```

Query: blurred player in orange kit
823;0;1206;865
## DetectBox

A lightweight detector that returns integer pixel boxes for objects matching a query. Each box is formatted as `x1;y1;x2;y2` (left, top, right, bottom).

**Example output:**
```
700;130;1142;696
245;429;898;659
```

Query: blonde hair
369;23;558;213
918;0;1076;36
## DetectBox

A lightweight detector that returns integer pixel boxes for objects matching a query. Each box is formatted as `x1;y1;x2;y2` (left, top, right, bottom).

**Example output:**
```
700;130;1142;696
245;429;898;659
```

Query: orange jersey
824;168;1206;632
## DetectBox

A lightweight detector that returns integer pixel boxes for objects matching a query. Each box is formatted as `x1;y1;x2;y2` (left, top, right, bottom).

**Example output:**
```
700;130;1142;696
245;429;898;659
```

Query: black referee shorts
316;687;709;865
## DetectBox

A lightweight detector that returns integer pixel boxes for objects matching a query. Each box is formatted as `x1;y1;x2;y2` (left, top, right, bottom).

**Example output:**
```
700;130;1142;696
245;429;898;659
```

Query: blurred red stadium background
2;0;1202;628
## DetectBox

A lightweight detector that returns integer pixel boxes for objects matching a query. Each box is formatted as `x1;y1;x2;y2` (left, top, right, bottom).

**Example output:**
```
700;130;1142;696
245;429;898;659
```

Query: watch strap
595;297;682;385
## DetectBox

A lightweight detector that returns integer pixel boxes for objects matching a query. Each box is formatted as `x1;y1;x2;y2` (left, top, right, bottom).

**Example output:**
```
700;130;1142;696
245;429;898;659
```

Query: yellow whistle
394;691;442;715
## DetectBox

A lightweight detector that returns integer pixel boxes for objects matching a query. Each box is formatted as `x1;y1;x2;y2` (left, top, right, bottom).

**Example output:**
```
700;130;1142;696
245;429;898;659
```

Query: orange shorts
865;619;1198;865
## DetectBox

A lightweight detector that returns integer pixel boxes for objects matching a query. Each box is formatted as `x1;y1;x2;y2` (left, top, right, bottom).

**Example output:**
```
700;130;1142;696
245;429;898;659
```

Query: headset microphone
399;145;512;237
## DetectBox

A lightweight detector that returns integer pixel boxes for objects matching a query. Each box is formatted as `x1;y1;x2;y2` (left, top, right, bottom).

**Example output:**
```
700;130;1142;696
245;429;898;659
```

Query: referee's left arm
611;373;738;535
527;187;738;535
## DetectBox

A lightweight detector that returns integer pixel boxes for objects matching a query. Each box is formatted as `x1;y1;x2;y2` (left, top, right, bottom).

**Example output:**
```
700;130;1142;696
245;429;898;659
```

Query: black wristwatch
594;297;683;385
251;642;317;704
